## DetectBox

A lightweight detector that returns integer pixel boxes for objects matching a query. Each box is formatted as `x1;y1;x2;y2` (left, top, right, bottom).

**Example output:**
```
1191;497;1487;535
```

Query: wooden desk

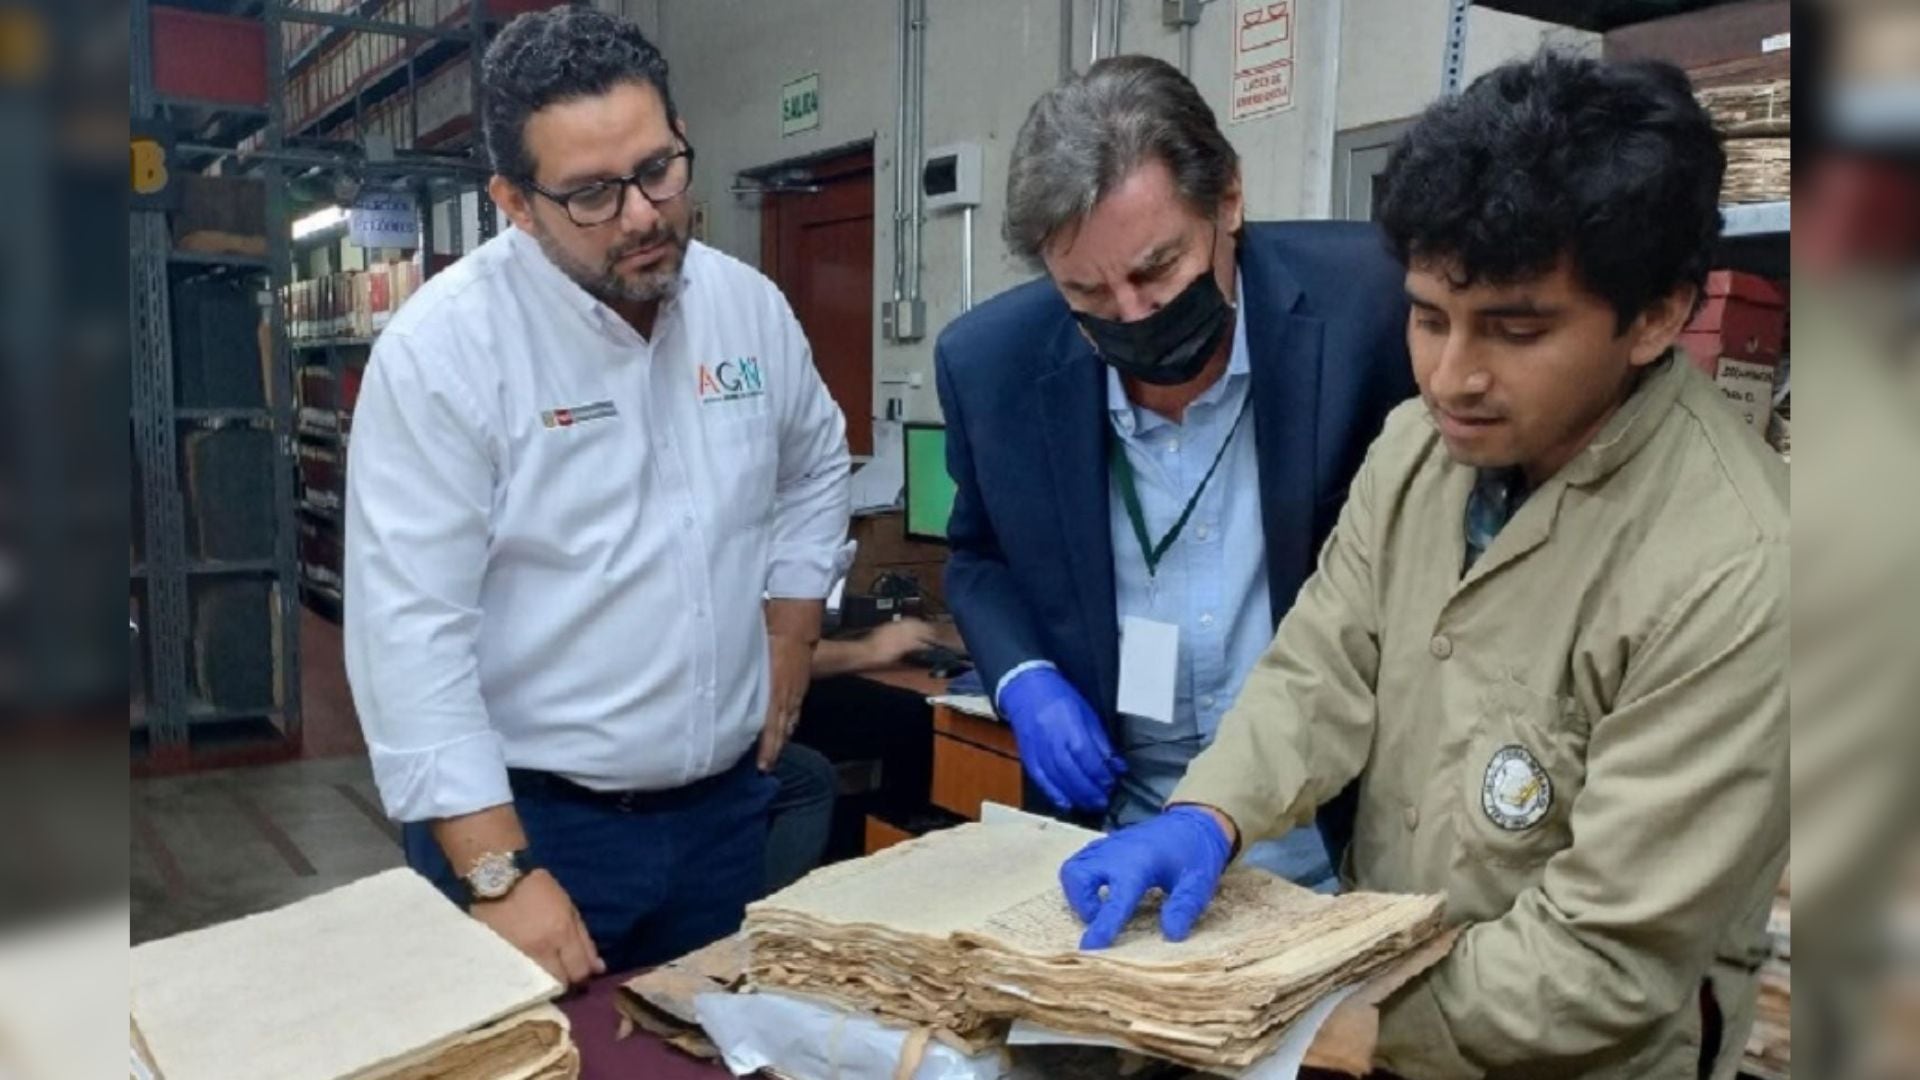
928;701;1023;822
799;667;944;862
836;666;1026;853
852;663;948;697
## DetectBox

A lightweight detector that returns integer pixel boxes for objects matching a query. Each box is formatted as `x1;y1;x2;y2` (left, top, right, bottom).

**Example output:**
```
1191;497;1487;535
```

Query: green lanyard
1108;394;1252;577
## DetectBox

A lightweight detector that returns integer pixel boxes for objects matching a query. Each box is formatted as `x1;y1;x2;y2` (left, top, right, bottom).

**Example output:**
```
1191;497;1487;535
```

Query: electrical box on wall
883;298;926;343
922;142;982;211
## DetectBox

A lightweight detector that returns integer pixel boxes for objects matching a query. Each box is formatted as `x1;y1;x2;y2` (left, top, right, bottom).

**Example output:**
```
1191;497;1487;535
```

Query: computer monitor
902;422;957;543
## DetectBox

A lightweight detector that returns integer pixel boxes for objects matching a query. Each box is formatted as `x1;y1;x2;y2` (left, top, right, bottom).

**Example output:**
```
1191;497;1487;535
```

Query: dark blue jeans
404;753;778;972
765;742;836;893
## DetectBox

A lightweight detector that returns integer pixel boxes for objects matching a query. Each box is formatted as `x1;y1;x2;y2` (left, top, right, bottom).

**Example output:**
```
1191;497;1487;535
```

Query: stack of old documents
1697;79;1791;204
745;818;1446;1071
131;869;578;1080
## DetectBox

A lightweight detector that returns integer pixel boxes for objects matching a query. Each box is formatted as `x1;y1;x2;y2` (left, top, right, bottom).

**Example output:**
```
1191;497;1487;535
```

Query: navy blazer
935;220;1416;726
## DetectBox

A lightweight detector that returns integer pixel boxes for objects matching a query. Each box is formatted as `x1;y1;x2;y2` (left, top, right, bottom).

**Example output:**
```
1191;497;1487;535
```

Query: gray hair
1003;55;1240;265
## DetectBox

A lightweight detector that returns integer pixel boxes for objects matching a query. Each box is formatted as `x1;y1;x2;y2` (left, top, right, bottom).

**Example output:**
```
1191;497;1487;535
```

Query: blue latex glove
1058;805;1232;950
997;667;1126;813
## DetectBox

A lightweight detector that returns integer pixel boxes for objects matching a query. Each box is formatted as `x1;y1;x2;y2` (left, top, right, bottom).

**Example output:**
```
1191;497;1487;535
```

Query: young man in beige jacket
1059;53;1788;1080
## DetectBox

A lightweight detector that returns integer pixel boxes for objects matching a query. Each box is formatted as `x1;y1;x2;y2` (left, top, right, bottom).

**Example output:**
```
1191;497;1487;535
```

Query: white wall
599;0;662;45
616;0;1591;424
1337;3;1595;132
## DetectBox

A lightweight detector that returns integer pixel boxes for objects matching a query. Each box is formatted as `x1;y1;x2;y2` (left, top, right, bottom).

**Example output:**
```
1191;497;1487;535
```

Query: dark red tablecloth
558;975;1373;1080
559;971;733;1080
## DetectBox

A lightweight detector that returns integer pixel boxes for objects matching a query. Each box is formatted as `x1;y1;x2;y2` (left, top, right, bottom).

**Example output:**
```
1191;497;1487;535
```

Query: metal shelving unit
176;406;276;421
293;335;376;349
134;1;549;761
168;249;276;270
133;0;303;766
1470;0;1737;31
289;294;367;621
1715;199;1790;278
269;3;525;622
1721;200;1790;236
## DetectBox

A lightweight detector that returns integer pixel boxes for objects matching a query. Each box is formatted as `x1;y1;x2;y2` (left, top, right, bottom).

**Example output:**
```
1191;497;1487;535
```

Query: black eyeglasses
526;145;696;227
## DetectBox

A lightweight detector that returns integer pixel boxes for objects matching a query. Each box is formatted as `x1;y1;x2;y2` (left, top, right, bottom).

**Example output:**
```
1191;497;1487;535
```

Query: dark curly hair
1377;51;1724;332
481;8;679;183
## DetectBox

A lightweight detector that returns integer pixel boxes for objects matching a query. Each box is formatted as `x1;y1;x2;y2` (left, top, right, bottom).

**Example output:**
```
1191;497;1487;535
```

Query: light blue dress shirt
1102;284;1334;890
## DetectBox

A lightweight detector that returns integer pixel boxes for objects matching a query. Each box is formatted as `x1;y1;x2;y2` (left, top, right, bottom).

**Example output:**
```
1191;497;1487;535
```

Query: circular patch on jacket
1481;745;1552;831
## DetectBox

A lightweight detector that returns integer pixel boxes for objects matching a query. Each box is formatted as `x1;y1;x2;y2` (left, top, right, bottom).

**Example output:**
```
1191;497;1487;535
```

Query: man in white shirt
344;8;850;983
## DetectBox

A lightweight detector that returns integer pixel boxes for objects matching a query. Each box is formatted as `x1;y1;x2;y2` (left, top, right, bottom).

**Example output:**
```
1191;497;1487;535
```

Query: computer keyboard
904;644;972;677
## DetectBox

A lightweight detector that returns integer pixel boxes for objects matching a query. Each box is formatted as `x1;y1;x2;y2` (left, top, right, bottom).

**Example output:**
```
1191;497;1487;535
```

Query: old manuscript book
130;869;576;1080
745;819;1446;1070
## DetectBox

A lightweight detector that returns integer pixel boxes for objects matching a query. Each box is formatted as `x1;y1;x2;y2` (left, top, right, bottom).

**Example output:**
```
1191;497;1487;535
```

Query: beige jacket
1174;356;1788;1079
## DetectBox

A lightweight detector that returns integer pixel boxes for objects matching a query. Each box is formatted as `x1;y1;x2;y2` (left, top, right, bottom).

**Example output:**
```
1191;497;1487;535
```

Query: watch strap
511;848;541;878
460;847;538;905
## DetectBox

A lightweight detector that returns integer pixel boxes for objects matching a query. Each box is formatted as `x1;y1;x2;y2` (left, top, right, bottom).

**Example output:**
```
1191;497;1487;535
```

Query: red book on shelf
367;268;394;330
340;364;365;415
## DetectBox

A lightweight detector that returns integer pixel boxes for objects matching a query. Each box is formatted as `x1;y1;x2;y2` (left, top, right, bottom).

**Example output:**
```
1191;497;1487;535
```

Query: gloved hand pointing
1058;805;1233;950
997;667;1126;813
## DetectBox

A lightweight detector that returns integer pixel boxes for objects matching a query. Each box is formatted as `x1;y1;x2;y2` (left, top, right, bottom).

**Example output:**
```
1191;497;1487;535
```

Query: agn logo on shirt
697;357;766;403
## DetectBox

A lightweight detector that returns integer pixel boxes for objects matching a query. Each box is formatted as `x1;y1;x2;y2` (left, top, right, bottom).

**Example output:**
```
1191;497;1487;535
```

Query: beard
530;218;689;307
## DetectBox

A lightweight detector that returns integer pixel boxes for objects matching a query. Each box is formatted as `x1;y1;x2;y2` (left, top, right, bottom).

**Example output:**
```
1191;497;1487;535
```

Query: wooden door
761;148;876;455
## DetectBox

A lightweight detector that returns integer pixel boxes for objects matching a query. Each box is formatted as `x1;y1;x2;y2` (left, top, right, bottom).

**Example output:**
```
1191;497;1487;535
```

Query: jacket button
1429;634;1453;660
1403;805;1420;830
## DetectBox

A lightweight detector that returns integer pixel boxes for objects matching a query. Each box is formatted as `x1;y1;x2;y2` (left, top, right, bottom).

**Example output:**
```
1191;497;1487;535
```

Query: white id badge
1117;616;1179;725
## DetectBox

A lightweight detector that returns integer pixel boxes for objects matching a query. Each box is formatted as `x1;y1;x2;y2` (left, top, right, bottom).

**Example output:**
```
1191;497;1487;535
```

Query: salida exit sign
781;73;821;136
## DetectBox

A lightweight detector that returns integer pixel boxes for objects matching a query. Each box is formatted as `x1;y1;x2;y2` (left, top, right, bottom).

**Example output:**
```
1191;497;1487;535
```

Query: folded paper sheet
746;820;1446;1071
130;869;576;1080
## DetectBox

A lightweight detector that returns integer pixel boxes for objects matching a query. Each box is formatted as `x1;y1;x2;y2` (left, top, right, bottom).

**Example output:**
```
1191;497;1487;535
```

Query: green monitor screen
903;423;956;543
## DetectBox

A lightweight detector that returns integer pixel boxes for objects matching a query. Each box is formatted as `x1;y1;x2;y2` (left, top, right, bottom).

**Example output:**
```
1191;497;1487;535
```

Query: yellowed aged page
378;1004;572;1080
130;869;560;1080
749;819;1097;936
748;818;1452;1070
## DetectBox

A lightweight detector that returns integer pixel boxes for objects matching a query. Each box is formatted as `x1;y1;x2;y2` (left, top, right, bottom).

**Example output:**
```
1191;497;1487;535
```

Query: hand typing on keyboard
812;618;966;678
904;644;972;677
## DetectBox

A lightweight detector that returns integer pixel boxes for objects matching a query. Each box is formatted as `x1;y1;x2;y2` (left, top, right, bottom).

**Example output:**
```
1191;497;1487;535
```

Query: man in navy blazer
934;56;1413;887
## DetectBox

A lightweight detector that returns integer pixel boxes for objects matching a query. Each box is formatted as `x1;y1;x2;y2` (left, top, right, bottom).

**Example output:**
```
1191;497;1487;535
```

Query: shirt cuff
367;728;514;824
1170;761;1292;849
766;544;839;599
994;660;1058;711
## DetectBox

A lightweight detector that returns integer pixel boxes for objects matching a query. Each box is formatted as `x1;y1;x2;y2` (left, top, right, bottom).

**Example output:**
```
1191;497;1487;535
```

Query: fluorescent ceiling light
292;205;347;240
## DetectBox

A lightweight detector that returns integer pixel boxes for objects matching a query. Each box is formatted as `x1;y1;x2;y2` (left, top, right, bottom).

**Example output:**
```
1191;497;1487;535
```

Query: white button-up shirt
344;228;851;823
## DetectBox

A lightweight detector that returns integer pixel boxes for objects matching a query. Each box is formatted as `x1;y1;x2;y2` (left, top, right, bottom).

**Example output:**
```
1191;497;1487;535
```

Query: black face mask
1073;259;1234;387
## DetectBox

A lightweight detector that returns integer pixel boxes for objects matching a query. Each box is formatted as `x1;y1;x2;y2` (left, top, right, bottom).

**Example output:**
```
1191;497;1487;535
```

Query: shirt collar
1556;351;1687;487
1106;274;1250;428
1417;350;1688;489
508;226;598;320
509;225;699;340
